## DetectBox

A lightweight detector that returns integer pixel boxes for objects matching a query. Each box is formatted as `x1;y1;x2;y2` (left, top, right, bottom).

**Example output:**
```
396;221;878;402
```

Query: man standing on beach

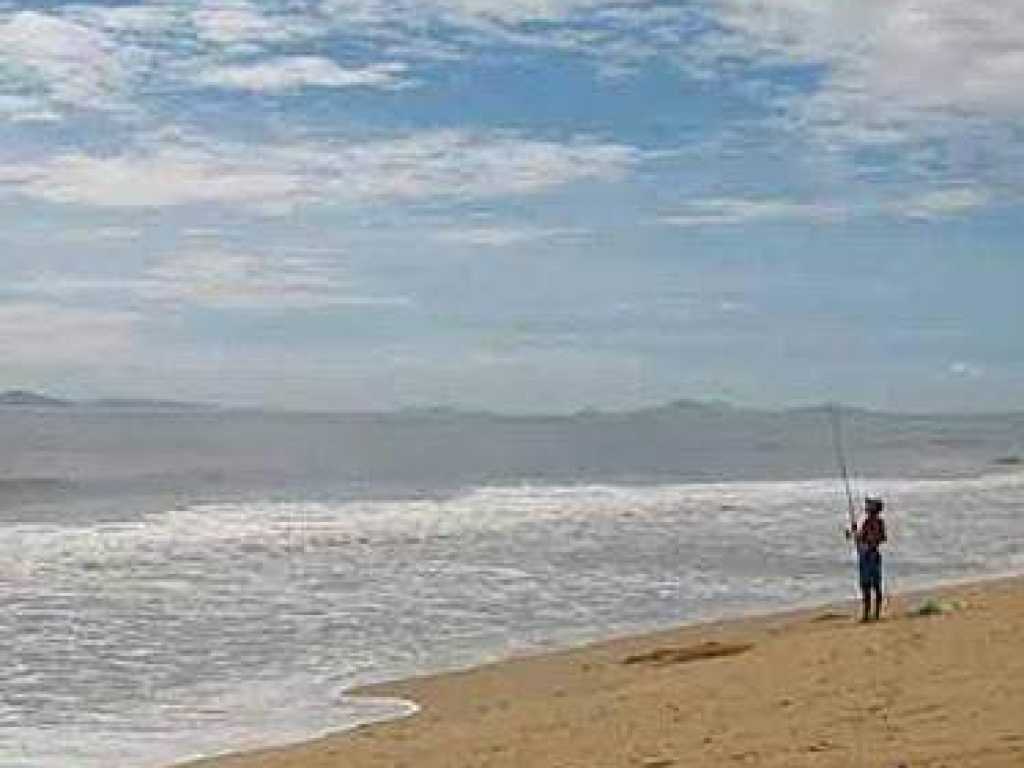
850;497;887;622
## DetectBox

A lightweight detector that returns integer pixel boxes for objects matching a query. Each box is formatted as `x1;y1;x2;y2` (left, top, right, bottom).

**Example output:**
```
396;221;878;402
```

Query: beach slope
181;579;1024;768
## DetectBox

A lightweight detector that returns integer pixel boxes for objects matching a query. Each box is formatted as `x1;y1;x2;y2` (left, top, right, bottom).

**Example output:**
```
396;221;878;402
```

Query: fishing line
829;403;858;543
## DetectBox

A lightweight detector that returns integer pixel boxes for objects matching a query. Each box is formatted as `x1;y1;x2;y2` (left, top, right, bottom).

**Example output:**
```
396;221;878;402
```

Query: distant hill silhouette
0;390;1019;420
0;390;211;410
87;398;214;410
0;390;71;407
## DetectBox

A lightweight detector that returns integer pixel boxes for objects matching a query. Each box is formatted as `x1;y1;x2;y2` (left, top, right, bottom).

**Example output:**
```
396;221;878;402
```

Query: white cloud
0;130;640;211
0;94;63;123
434;226;586;247
661;189;997;226
718;300;750;314
0;146;303;208
311;131;640;202
662;197;844;227
0;0;1015;155
14;252;411;311
191;0;319;45
67;5;183;35
707;1;1024;146
320;0;595;26
304;0;698;77
1;1;1010;221
948;361;985;379
59;226;142;243
145;251;409;309
183;227;224;238
897;188;992;220
0;11;130;110
8;109;63;124
0;302;137;364
196;57;408;92
0;163;39;185
441;0;581;22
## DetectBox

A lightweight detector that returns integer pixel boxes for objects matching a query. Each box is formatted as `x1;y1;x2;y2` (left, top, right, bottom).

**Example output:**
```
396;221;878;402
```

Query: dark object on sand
623;641;753;667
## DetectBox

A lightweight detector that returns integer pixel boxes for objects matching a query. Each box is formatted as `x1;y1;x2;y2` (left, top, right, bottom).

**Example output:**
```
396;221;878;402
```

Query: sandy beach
178;577;1024;768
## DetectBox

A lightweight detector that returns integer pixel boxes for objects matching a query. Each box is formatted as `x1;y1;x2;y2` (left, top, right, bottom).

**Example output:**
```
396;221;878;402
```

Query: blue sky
0;0;1021;411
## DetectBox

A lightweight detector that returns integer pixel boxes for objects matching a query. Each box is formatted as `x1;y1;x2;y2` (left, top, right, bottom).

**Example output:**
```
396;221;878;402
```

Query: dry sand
180;578;1024;768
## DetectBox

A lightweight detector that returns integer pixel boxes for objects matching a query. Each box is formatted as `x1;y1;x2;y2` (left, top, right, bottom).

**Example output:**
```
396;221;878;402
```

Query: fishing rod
829;403;857;538
830;405;898;622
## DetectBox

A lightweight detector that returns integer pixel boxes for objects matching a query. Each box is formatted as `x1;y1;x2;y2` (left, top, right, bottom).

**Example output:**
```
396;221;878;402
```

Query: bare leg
873;585;882;620
861;587;871;622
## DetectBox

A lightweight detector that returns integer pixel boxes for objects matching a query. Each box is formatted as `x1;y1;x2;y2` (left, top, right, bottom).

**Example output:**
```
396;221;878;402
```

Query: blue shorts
859;550;882;591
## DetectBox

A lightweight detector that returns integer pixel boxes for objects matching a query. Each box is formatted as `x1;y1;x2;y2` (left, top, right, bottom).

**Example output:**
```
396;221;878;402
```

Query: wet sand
179;577;1024;768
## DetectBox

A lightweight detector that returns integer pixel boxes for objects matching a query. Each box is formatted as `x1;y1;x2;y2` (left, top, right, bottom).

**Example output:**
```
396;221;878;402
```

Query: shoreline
176;574;1024;768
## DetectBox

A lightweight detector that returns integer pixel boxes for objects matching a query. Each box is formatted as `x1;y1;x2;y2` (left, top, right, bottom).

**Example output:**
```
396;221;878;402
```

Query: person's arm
879;519;887;544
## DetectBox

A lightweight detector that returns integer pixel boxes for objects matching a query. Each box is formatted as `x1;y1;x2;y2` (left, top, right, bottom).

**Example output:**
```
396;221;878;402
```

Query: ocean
1;404;1022;767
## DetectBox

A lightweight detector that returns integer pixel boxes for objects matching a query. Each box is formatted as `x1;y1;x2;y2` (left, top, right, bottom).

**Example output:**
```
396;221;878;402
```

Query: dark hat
864;496;885;513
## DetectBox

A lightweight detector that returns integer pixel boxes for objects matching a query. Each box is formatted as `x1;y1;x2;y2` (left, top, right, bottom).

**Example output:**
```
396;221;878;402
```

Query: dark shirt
856;516;886;553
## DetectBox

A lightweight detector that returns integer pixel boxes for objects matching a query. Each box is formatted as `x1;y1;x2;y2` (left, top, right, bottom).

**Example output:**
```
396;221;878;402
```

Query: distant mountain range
0;391;760;415
0;390;71;407
0;389;1020;420
0;390;212;410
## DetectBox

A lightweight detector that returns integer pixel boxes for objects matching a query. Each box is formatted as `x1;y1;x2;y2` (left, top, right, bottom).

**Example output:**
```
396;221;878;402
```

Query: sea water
1;406;1022;767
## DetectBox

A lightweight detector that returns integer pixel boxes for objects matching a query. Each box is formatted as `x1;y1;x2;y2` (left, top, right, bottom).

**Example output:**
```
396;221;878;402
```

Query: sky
0;0;1021;412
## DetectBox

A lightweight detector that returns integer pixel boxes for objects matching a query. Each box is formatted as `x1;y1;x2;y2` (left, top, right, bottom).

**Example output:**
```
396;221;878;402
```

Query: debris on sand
912;598;965;617
623;641;753;667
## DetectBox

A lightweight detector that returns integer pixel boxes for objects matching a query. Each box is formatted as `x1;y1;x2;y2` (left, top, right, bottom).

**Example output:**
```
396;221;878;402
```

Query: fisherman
849;497;887;622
